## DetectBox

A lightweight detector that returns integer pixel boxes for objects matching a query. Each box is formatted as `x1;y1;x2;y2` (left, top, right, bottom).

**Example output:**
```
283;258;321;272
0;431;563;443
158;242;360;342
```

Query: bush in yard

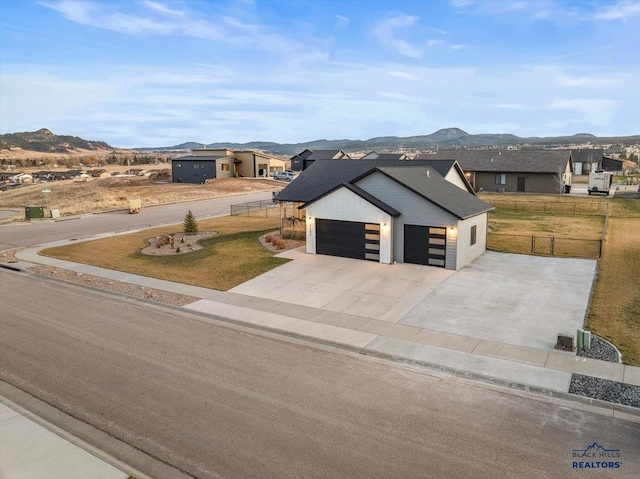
271;236;279;245
265;233;273;243
176;247;181;253
180;237;185;243
275;239;285;250
183;210;198;234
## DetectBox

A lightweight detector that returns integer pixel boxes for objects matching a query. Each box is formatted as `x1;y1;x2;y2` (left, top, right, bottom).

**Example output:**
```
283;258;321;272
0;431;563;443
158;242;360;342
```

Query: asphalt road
1;269;638;479
0;190;276;250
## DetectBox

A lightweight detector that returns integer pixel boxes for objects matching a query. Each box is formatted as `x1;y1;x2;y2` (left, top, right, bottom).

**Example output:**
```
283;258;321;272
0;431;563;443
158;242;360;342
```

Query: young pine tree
183;210;198;235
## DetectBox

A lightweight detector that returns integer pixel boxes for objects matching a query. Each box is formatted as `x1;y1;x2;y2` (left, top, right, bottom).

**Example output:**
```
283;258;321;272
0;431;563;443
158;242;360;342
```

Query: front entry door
517;176;526;192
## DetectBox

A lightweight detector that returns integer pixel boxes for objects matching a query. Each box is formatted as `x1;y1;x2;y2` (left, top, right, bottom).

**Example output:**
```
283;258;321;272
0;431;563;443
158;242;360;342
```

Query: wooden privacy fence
484;200;608;216
487;233;603;259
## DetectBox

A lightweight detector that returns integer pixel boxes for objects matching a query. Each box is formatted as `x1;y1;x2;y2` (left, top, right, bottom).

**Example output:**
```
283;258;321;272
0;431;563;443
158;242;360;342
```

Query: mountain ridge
0;128;112;153
138;128;640;155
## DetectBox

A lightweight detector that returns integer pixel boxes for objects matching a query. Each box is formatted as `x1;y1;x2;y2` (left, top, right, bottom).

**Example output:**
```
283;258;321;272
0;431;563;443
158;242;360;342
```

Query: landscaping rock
569;374;640;408
576;335;621;363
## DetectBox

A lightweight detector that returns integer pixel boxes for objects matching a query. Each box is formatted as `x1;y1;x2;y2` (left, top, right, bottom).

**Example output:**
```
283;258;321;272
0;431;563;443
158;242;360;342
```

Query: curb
0;382;195;479
13;267;640;418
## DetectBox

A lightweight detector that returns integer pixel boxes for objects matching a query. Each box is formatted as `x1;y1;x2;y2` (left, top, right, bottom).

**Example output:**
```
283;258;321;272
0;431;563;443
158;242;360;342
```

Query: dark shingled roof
570;148;603;163
371;153;408;160
415;150;572;173
372;166;493;219
305;150;348;160
302;182;401;217
275;159;457;203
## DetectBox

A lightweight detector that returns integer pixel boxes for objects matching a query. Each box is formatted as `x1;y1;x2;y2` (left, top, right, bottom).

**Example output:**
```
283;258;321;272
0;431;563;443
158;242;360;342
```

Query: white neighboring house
275;159;493;271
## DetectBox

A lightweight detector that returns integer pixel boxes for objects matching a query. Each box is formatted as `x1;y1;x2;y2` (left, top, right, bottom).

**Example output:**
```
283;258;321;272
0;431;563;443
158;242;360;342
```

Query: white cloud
388;71;419;80
335;14;350;29
142;1;185;17
451;44;465;50
594;1;640;20
426;39;444;47
548;99;617;125
373;14;422;58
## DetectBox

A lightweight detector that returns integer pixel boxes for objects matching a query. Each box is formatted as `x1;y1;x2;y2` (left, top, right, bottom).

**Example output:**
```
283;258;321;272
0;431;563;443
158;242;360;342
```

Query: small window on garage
221;164;230;171
470;225;477;246
495;173;506;185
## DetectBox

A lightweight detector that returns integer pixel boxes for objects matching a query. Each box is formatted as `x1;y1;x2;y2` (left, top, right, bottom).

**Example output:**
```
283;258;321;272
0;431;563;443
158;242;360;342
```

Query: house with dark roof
415;150;573;194
290;149;351;171
570;148;603;175
275;159;492;270
602;156;623;172
359;152;411;160
172;148;287;183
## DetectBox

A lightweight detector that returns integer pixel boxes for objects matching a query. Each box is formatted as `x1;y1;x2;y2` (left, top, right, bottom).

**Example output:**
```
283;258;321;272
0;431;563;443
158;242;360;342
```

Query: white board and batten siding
304;187;393;263
355;172;460;269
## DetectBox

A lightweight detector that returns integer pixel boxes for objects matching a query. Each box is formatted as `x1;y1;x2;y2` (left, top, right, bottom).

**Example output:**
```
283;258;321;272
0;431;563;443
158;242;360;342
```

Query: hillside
0;129;113;154
142;128;640;155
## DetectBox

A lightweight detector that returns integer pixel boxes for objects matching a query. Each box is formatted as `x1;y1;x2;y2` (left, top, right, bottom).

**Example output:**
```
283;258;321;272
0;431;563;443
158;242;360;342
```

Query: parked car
273;171;295;181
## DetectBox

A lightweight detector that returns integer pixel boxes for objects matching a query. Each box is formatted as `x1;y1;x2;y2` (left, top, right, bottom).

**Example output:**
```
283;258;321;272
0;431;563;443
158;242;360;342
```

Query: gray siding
475;172;561;194
355;172;458;268
172;160;217;183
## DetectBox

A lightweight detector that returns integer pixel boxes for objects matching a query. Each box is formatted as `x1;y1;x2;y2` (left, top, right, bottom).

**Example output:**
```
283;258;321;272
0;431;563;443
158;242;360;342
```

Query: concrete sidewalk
12;242;640;395
0;402;128;479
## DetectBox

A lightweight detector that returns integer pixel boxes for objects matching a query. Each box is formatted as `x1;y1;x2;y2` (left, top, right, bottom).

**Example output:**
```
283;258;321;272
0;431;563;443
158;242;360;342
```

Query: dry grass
487;211;604;258
0;177;282;216
40;216;287;291
587;217;640;365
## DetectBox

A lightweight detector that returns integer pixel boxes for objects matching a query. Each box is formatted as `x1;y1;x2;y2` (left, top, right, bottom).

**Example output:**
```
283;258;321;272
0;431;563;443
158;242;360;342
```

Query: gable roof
305;150;349;160
415;150;572;173
570;148;603;163
275;159;458;203
302;182;401;217
360;167;493;219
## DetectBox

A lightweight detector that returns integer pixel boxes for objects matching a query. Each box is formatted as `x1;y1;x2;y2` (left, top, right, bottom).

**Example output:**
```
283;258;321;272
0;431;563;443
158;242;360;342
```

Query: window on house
221;164;229;171
470;225;477;246
495;173;506;185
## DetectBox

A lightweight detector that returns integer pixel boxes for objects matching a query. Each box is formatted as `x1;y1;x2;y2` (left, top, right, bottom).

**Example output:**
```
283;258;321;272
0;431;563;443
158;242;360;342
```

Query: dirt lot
0;176;282;217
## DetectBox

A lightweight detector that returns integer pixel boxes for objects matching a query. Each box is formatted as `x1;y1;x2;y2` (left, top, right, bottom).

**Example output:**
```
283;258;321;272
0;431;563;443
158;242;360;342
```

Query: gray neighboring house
172;155;234;183
290;149;351;171
275;159;492;270
570;148;603;175
602;156;624;172
416;150;573;194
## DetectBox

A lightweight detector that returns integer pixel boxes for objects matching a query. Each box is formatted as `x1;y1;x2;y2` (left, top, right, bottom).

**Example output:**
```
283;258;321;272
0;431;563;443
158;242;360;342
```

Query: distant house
290;150;351;171
415;150;573;194
0;171;21;183
359;152;410;160
172;148;286;184
275;159;492;270
602;156;623;172
570;148;603;175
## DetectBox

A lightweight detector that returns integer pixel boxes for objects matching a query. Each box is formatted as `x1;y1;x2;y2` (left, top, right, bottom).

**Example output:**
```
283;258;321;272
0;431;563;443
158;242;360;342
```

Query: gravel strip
569;374;640;408
576;335;621;363
29;265;199;307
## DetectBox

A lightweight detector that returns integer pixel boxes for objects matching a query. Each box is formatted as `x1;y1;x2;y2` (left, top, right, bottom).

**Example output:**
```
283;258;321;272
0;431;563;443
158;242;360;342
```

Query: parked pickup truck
273;171;296;182
587;172;612;196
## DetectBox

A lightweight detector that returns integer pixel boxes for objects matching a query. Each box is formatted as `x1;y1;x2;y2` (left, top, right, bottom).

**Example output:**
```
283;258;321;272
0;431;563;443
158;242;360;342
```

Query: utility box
588;172;612;196
25;205;45;221
129;197;141;214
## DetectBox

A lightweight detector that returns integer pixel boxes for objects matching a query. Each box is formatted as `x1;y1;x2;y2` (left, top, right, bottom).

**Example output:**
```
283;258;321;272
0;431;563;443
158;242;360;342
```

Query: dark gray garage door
404;225;446;267
316;219;380;261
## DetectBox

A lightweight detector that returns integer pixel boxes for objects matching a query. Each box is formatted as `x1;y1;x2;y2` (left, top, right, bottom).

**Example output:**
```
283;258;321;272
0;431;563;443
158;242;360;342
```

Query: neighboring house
602;156;624;172
290;149;351;171
359;152;411;160
275;159;492;270
172;148;286;183
415;150;573;194
570;148;603;175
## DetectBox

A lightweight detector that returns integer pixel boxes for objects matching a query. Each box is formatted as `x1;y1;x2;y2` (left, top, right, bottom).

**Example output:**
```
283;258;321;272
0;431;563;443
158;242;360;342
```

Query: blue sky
1;0;639;147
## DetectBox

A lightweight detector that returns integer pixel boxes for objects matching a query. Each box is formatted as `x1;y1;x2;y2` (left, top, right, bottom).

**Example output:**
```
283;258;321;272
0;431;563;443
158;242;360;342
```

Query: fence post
531;236;535;253
599;239;603;258
551;236;555;256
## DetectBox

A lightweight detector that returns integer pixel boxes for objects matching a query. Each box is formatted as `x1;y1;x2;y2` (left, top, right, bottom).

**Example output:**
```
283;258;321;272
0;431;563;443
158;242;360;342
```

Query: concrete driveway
230;249;596;351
